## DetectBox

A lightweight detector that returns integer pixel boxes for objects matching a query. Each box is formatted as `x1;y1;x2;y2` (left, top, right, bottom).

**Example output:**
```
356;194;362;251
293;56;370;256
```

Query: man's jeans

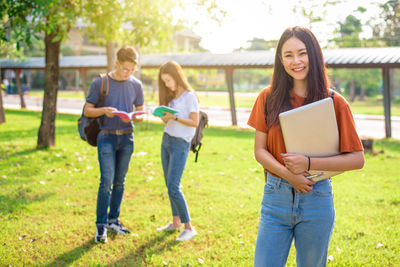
254;173;335;267
161;133;191;223
96;132;134;225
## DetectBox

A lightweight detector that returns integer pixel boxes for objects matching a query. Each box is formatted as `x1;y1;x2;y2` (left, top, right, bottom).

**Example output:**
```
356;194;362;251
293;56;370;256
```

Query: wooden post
225;67;237;126
382;68;392;138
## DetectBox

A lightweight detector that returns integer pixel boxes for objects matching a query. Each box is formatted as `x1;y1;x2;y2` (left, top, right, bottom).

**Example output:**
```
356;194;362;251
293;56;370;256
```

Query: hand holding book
152;105;178;117
112;110;145;121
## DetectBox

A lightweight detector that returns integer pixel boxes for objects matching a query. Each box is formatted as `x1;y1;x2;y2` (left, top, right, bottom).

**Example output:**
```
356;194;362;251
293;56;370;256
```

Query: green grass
0;110;399;266
27;90;400;116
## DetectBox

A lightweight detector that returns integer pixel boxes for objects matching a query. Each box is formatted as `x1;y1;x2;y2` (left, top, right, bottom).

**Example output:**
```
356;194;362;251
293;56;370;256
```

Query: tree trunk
37;32;60;148
106;42;116;72
359;87;366;101
15;69;26;108
0;83;5;123
81;68;89;97
349;80;356;102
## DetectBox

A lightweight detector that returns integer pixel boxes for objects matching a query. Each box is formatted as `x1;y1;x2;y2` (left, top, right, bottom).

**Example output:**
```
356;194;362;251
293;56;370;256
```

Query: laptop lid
279;97;342;181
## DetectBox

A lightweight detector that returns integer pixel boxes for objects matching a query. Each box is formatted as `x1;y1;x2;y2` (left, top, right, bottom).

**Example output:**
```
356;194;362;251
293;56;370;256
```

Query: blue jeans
96;132;134;225
254;173;335;267
161;133;191;223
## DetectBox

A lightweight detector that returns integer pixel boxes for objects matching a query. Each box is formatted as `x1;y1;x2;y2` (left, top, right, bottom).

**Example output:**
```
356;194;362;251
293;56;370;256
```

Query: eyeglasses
118;62;136;73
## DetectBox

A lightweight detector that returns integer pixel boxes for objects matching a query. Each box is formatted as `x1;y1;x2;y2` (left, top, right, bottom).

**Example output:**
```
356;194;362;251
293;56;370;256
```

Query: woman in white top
155;61;199;242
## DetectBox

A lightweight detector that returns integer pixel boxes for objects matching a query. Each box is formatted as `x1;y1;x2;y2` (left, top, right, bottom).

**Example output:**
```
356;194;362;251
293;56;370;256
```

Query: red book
112;110;145;121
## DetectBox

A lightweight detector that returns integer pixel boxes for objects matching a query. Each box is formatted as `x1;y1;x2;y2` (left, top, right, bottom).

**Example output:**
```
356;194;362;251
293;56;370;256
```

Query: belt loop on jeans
276;176;281;189
100;129;133;135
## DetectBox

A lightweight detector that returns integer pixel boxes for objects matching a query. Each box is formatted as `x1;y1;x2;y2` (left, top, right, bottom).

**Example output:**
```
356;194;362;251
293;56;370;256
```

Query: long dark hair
265;26;330;127
158;61;193;106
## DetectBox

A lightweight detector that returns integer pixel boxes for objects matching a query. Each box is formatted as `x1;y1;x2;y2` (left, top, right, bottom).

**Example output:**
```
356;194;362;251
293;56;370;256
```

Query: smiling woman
280;37;309;92
248;26;364;267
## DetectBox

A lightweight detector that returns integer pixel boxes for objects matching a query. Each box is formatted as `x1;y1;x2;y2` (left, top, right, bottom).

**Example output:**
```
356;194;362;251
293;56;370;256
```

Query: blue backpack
77;74;109;146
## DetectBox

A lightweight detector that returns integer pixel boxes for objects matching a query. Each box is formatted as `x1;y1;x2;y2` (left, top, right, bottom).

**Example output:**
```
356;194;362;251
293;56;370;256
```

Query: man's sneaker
156;223;181;232
107;220;131;235
176;228;197;242
95;225;108;243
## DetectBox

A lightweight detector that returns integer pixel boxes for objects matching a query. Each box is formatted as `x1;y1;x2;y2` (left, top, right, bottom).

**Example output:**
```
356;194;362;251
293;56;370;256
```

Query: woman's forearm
310;151;365;171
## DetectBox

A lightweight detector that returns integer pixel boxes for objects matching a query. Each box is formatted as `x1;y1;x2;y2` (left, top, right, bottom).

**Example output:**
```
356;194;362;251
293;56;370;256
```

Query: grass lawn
0;110;399;266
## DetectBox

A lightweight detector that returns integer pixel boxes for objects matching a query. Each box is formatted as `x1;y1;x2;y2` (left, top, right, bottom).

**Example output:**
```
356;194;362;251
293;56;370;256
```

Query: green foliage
373;0;400;46
1;0;82;47
330;68;382;97
0;109;399;266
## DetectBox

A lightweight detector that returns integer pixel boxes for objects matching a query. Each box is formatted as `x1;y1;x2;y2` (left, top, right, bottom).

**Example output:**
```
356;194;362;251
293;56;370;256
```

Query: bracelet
307;156;311;171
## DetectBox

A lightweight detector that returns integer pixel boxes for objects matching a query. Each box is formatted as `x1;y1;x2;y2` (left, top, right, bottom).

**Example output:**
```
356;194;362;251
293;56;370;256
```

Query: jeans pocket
264;183;275;194
312;180;333;197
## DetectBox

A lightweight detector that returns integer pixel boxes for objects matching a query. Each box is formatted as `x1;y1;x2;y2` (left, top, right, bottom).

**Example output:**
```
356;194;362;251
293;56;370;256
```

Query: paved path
3;94;400;139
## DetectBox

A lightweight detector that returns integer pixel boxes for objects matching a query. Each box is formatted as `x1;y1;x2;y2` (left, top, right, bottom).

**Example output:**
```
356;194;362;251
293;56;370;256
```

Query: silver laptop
279;97;342;181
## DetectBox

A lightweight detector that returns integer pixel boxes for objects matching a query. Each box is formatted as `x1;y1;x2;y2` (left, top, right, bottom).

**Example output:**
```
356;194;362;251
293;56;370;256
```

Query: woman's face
161;73;177;91
280;37;309;82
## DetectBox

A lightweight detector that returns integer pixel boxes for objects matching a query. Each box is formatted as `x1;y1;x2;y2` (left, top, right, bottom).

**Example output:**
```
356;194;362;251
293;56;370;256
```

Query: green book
152;105;178;117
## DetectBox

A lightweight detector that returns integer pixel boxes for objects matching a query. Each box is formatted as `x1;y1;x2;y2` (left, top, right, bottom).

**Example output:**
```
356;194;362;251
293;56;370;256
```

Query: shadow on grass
107;231;178;266
0;147;68;180
43;239;96;267
0;192;54;215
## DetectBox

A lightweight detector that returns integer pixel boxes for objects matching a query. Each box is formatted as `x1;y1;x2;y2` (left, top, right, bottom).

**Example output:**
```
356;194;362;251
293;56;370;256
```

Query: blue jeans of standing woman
96;132;134;226
254;173;335;267
161;132;191;223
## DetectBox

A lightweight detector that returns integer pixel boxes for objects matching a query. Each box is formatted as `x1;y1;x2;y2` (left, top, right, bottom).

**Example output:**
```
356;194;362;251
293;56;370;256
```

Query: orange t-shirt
247;87;364;177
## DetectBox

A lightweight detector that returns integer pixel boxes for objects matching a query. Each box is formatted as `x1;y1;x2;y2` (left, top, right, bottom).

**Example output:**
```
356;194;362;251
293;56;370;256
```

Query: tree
1;0;81;148
0;2;32;117
330;9;381;101
371;0;400;46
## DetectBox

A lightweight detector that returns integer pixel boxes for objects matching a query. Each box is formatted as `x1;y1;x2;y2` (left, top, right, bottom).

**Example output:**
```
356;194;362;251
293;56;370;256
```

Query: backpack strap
97;73;109;126
329;89;335;99
194;143;202;163
98;73;109;106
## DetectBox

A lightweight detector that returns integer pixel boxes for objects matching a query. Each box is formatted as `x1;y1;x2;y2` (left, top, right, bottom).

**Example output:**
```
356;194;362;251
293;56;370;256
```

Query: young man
84;47;144;243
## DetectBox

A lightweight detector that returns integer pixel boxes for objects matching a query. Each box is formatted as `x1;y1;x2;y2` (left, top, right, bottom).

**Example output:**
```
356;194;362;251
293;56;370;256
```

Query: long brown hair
265;26;331;127
158;61;193;106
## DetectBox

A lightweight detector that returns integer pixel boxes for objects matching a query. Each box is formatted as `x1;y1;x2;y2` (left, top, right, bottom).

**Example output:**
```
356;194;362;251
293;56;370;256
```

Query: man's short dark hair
117;46;138;63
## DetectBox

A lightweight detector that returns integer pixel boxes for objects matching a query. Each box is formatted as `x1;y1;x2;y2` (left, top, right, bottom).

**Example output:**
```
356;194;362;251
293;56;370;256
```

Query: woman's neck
174;86;185;99
292;80;307;97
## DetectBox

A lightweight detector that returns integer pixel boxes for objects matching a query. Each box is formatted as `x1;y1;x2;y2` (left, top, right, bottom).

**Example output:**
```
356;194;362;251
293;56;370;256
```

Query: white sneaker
95;225;108;243
176;228;197;242
157;223;180;232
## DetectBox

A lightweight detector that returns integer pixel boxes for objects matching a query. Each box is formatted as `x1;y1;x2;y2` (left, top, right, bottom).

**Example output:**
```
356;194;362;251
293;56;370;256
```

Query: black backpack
190;110;208;162
77;74;109;146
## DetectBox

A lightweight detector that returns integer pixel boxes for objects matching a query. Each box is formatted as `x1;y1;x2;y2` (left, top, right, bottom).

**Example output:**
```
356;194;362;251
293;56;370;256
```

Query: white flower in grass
328;255;334;262
376;243;384;248
39;181;45;185
162;261;168;265
134;151;147;156
198;258;204;264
